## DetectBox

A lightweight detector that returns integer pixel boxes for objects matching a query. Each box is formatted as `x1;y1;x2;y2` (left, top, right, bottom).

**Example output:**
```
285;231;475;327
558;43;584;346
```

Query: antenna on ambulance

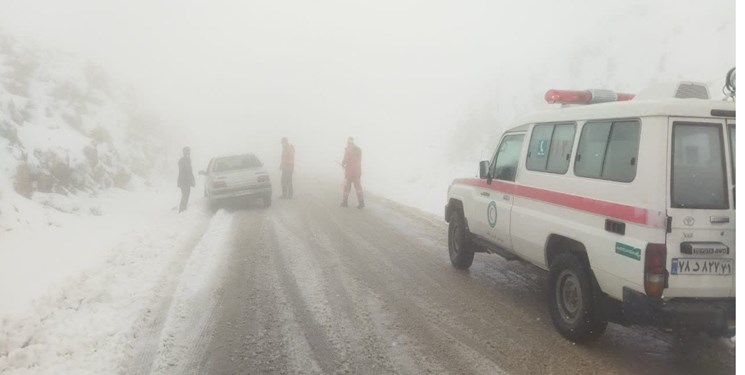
723;67;735;100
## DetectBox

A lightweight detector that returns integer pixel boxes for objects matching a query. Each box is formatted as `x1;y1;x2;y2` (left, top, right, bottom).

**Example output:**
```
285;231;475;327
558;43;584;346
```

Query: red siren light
545;89;635;105
616;93;636;101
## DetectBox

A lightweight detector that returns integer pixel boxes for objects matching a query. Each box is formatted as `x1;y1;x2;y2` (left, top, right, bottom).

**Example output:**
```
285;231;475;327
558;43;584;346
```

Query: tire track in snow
265;215;347;374
146;210;235;375
272;204;401;374
293;189;506;374
125;208;215;375
199;207;328;375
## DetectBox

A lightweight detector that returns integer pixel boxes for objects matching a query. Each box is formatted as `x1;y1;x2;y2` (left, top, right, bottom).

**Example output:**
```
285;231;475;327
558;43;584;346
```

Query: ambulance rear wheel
548;252;607;343
448;210;475;269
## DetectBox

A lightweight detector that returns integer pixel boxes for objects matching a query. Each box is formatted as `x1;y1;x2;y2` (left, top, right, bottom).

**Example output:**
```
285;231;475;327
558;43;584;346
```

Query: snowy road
128;182;733;375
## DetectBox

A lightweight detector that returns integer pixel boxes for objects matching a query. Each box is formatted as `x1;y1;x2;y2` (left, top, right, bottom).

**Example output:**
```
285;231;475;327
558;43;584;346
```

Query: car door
666;118;735;298
480;133;524;249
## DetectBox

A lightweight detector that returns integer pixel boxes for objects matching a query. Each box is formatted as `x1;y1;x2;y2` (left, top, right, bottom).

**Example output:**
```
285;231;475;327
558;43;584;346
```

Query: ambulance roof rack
633;82;710;101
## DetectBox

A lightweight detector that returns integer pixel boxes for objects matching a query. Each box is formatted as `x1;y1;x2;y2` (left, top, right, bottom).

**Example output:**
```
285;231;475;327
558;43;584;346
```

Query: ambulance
445;74;736;342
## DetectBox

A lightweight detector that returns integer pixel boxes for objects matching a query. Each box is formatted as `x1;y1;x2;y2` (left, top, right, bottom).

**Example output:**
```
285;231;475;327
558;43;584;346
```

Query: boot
357;200;365;209
340;199;348;208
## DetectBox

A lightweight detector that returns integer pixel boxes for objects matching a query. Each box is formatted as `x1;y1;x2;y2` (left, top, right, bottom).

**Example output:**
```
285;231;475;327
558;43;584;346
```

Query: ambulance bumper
621;287;735;337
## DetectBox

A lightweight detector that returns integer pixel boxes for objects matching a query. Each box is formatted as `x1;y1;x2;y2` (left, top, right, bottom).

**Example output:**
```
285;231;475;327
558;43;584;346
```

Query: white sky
0;0;736;171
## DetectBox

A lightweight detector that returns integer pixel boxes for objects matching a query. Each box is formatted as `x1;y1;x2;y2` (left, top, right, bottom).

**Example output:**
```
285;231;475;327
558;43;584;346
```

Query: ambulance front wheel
448;210;475;269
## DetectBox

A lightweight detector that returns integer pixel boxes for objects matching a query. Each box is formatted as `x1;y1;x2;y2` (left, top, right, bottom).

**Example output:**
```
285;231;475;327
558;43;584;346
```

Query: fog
0;0;735;202
0;2;739;372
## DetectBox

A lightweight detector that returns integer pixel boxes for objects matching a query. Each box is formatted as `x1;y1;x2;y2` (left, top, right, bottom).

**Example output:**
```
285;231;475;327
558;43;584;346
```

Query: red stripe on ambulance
453;178;665;228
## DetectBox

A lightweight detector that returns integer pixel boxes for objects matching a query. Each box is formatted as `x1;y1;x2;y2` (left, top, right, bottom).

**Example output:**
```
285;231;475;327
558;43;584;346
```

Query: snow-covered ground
0;33;198;373
0;185;214;374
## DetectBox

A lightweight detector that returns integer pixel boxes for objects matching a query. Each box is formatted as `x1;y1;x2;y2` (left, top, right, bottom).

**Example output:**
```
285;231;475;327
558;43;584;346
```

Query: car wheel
262;194;272;208
548;252;607;343
448;210;475;269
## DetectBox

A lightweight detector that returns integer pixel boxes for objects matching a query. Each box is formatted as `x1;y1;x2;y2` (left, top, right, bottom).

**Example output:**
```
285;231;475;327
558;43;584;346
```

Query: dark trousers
281;170;293;198
179;186;191;212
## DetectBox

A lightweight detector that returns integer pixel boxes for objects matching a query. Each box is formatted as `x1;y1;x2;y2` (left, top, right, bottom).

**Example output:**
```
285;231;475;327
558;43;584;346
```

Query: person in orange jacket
280;137;295;199
341;137;364;208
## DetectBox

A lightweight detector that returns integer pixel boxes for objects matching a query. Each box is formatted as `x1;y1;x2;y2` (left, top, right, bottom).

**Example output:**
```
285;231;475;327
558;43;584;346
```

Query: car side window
575;120;640;182
490;134;525;182
526;123;576;174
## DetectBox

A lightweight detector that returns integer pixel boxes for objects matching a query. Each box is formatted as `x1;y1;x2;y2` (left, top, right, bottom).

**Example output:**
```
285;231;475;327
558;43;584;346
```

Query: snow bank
148;210;235;375
0;189;211;375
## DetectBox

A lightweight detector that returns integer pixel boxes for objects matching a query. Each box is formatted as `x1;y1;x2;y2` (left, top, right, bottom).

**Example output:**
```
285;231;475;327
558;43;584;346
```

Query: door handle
480;192;490;197
710;216;730;224
503;194;510;201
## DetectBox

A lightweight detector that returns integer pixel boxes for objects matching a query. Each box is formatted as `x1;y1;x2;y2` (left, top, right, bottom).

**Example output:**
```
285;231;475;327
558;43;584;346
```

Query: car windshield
212;155;262;173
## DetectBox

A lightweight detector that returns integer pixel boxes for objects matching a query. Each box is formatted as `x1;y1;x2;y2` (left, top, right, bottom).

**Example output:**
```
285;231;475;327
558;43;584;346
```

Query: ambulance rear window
671;122;728;209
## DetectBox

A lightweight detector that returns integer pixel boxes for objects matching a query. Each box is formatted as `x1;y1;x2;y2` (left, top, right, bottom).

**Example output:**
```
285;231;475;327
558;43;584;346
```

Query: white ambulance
445;79;735;342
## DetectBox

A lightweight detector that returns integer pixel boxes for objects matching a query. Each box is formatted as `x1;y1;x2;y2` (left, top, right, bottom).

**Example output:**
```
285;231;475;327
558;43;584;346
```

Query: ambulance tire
548;252;607;343
448;210;475;269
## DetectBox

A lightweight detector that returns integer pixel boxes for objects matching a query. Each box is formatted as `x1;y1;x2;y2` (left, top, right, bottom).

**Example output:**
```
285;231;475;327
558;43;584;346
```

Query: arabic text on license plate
670;258;733;275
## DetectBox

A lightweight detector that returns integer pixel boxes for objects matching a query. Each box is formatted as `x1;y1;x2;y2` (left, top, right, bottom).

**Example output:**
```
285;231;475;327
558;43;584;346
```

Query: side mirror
198;170;206;176
478;160;490;179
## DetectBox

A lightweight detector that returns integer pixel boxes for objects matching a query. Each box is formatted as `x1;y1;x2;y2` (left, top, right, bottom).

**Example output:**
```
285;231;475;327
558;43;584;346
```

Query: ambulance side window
575;120;640;183
526;123;576;174
491;134;525;182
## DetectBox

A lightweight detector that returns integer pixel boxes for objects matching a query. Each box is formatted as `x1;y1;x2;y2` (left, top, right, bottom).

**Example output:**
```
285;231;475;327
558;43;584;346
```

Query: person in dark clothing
341;137;364;208
177;146;195;212
280;137;295;199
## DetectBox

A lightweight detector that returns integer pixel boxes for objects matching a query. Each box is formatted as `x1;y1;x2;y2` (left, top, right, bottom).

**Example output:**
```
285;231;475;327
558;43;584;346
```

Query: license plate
671;258;733;275
233;190;251;197
681;242;729;256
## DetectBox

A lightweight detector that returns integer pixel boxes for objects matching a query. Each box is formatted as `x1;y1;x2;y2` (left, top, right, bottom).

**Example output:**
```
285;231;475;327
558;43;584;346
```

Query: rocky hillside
0;34;165;230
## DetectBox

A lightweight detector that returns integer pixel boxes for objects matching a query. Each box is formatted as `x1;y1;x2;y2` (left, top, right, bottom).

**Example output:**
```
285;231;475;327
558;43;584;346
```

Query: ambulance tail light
644;243;667;298
545;89;635;105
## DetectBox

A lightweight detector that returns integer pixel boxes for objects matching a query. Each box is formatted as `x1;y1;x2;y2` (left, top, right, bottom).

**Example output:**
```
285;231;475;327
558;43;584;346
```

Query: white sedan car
199;154;272;208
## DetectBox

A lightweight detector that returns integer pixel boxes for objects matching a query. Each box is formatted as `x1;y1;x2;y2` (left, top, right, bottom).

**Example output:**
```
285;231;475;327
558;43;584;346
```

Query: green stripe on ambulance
615;242;641;261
